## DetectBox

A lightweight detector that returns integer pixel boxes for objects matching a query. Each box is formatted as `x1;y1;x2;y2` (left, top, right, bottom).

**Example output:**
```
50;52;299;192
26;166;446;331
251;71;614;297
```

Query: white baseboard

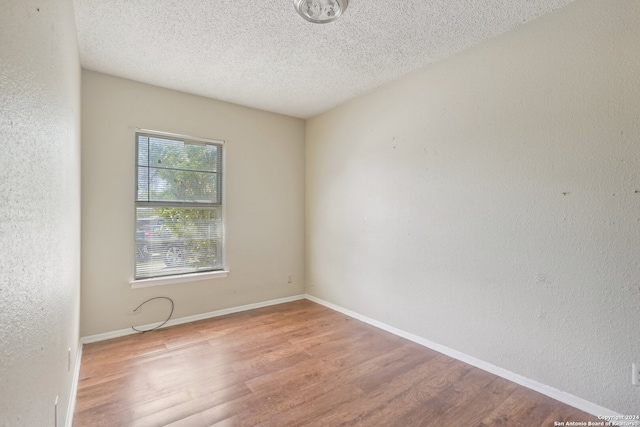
80;294;306;344
304;294;621;418
65;340;83;427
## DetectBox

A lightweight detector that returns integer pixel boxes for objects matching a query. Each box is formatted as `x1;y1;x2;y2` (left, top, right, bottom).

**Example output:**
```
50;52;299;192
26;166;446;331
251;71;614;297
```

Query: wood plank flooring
74;299;597;426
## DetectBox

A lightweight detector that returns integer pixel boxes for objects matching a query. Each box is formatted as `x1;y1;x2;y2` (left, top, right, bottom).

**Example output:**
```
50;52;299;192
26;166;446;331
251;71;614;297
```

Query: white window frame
131;129;227;287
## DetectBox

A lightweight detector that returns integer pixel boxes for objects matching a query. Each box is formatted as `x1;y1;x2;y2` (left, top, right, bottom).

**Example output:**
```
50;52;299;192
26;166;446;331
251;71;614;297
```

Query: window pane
137;136;149;166
144;168;219;204
147;136;219;172
136;166;150;201
136;134;221;204
135;206;223;279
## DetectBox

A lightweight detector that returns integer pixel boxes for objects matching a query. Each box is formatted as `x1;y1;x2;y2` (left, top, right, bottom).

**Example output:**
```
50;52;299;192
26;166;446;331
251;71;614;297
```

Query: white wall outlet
633;363;640;386
287;275;292;284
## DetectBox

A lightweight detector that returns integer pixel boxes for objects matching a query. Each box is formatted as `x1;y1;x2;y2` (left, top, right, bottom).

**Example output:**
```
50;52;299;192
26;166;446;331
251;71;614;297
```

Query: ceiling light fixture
293;0;349;24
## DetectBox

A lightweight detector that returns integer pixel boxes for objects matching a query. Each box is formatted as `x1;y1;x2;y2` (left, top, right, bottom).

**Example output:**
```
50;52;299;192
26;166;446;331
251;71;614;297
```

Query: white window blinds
135;132;224;280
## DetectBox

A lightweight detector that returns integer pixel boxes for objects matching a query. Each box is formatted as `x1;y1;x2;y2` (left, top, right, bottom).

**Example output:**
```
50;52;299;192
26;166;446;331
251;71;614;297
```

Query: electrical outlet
633;363;640;386
287;275;292;284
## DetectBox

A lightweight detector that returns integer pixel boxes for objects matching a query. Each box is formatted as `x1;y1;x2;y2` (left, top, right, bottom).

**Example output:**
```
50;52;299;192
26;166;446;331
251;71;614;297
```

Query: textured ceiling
73;0;574;119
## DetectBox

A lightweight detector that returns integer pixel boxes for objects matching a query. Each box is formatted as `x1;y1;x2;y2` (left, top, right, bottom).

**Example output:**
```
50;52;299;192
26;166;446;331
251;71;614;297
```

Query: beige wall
0;0;81;425
81;71;305;336
306;0;640;414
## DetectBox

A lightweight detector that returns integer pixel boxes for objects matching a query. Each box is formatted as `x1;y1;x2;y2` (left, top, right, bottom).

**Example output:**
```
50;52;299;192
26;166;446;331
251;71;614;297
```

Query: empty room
1;0;639;425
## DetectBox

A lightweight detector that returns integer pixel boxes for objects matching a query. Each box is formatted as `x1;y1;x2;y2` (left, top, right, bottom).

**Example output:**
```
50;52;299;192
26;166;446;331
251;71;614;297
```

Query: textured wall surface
81;71;305;336
306;0;640;414
0;0;81;426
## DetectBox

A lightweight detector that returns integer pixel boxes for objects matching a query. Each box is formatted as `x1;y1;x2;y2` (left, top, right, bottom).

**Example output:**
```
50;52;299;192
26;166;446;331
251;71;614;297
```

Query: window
135;131;224;280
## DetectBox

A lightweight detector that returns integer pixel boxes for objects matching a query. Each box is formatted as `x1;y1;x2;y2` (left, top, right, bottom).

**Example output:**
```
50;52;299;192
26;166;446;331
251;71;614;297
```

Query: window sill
130;270;229;289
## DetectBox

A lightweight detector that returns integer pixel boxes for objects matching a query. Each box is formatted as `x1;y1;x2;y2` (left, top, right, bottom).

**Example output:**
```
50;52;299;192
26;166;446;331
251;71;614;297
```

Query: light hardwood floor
74;299;597;426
